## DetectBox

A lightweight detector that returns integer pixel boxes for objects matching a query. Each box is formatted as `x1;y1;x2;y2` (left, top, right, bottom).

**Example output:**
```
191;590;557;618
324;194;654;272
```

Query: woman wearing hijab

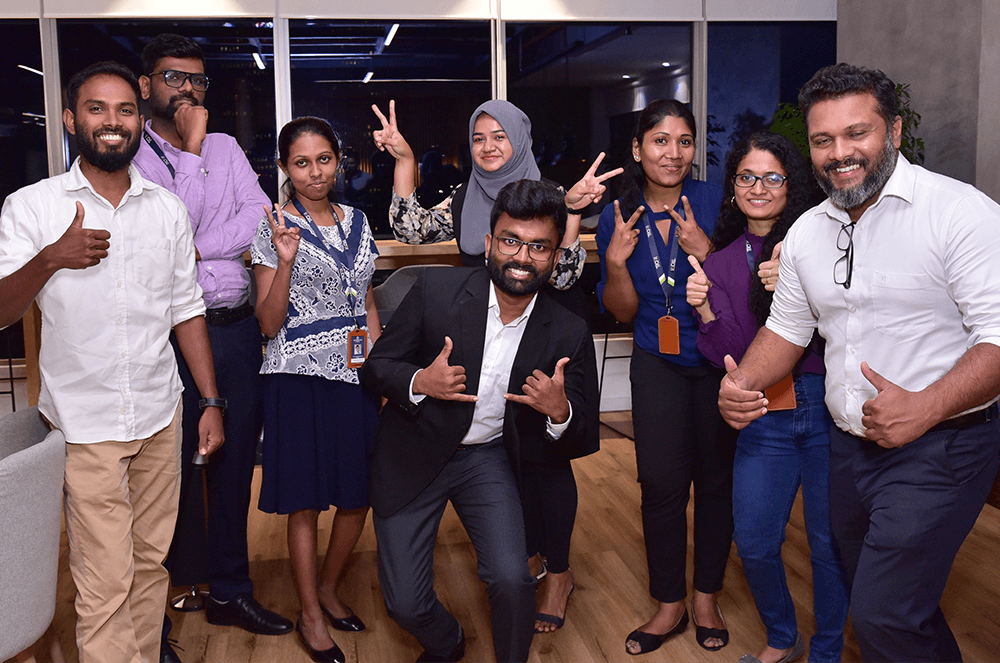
371;98;618;634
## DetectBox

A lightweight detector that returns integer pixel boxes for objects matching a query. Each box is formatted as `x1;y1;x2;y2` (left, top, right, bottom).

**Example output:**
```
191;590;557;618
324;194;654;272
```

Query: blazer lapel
506;291;553;394
458;269;490;396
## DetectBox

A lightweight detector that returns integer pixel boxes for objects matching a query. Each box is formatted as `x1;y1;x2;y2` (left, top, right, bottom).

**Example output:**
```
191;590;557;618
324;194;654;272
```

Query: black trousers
167;312;264;600
521;459;577;574
629;345;737;603
829;420;1000;662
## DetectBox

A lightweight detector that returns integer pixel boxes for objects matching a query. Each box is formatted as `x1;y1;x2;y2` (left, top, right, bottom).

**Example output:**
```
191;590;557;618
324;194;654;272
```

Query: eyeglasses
833;222;856;289
493;236;555;261
151;70;210;92
734;173;787;189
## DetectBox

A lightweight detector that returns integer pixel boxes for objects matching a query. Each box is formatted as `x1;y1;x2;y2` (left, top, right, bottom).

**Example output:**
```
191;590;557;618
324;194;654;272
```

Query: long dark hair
618;99;696;220
277;116;342;202
710;131;820;327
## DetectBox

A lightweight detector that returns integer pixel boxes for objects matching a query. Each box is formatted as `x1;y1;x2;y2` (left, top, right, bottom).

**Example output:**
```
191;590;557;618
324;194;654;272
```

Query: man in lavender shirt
134;34;292;661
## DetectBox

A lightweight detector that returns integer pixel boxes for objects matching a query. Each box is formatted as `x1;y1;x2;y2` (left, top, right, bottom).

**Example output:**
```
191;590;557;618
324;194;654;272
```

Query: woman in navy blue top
596;99;738;655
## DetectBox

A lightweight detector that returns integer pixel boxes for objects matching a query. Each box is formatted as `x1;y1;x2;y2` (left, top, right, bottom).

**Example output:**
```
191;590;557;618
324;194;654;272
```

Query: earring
730;196;738;210
633;154;640;162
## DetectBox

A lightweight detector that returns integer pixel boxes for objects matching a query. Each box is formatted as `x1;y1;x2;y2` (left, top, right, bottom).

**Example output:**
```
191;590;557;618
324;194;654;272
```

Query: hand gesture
861;362;930;448
264;203;301;266
757;241;781;292
173;102;209;155
606;201;643;269
43;201;111;271
666;196;712;262
198;407;225;456
718;354;768;429
564;152;624;212
412;336;478;402
685;255;712;312
505;357;571;423
371;100;413;161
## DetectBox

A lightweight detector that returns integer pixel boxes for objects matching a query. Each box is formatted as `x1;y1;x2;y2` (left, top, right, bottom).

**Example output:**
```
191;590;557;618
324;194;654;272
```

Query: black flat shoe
320;602;366;632
296;617;345;663
625;609;688;655
692;604;729;651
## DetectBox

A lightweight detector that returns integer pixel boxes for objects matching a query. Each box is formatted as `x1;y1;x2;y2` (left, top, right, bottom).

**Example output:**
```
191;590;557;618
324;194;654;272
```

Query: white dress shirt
766;155;1000;436
410;284;571;444
0;158;206;443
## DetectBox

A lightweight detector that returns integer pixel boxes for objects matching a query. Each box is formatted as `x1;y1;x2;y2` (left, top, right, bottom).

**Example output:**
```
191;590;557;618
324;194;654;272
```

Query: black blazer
362;267;599;518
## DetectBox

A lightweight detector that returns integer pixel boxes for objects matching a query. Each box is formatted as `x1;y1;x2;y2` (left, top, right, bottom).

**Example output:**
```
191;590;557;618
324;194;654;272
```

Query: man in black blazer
363;180;598;663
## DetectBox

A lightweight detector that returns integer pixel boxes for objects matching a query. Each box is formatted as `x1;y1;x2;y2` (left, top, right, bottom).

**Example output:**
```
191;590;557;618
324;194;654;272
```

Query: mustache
502;260;538;276
823;155;869;175
169;92;199;107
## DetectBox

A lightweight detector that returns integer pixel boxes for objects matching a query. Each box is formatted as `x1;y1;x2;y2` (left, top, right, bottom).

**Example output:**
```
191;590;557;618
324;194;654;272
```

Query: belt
205;303;254;327
927;402;999;434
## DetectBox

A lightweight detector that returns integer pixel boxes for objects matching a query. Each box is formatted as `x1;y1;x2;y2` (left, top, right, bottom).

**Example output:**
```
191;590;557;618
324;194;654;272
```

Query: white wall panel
706;0;835;21
278;0;492;20
499;0;701;22
42;0;272;18
0;0;40;18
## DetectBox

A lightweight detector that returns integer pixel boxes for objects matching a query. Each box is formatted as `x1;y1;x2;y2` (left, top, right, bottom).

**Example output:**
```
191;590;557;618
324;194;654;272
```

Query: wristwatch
198;397;228;414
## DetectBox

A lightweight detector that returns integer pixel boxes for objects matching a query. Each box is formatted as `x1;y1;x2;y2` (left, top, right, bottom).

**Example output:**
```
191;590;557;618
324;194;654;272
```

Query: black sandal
625;609;688;655
692;604;729;651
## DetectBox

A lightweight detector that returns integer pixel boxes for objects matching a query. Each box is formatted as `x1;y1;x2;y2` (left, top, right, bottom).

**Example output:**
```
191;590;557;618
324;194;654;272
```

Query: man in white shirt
0;61;224;663
363;180;598;663
719;63;1000;662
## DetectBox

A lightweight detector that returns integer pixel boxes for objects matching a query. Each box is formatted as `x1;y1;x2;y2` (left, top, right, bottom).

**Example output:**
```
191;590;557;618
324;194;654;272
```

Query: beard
75;122;140;173
486;254;552;297
150;90;200;120
814;129;898;211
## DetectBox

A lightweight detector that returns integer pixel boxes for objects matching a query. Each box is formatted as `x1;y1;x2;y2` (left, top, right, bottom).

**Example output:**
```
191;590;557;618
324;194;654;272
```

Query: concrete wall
837;0;998;202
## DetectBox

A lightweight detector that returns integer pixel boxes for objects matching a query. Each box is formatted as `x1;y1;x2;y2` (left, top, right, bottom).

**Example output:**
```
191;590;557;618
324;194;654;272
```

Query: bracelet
199;397;228;413
566;204;588;215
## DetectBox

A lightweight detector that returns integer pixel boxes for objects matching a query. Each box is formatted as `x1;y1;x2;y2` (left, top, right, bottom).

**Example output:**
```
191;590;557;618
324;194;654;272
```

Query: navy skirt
258;372;377;514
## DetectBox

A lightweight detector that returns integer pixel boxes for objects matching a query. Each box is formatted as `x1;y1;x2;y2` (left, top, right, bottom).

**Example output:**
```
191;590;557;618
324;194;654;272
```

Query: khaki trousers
63;402;182;663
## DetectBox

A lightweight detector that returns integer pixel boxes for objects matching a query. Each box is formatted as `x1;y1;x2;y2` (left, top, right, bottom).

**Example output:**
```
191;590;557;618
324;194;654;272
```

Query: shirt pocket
873;272;935;339
132;238;174;292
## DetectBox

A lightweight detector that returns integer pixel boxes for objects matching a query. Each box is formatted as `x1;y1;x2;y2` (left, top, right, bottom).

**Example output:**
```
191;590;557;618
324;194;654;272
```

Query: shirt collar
62;156;157;200
819;152;914;225
143;120;178;154
488;281;538;328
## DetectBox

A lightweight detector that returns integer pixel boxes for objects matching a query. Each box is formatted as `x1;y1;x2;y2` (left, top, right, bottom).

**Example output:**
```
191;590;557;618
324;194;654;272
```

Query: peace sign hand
666;196;712;262
564;152;624;212
264;203;300;266
606;201;643;269
371;100;413;161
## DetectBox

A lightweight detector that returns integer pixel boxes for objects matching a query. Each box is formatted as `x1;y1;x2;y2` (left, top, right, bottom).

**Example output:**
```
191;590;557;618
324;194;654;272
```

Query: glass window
289;19;492;238
706;21;836;183
56;19;278;199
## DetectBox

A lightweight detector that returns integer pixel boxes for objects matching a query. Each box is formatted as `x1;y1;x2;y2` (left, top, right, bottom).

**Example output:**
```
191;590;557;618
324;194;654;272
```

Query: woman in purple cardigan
687;132;848;663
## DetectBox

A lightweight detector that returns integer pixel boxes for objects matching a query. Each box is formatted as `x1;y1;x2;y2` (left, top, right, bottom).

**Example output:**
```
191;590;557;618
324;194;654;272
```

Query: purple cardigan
695;232;823;374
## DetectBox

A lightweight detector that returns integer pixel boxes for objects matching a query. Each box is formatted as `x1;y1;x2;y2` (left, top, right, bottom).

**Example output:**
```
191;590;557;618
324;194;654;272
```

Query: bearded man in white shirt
0;61;224;663
719;63;1000;663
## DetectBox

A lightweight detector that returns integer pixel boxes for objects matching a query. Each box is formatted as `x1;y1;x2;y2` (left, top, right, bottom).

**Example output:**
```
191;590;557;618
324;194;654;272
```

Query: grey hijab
459;100;542;255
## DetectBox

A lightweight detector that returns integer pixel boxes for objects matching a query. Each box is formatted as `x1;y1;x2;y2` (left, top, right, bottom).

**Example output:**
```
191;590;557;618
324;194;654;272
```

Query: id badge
347;328;369;368
764;373;797;411
658;316;680;355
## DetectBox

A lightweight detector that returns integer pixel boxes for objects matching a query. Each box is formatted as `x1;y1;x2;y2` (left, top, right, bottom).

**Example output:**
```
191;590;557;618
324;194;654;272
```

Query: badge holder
347;328;369;368
658;316;680;355
764;373;797;411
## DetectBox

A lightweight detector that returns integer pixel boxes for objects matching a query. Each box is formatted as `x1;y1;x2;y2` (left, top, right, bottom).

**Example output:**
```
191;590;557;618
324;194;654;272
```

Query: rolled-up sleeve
170;201;207;326
764;225;816;348
944;193;1000;350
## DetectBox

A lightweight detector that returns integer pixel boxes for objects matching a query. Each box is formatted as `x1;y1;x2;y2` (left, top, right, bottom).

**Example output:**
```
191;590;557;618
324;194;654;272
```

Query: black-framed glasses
734;172;787;189
834;222;856;289
151;69;211;91
493;236;555;261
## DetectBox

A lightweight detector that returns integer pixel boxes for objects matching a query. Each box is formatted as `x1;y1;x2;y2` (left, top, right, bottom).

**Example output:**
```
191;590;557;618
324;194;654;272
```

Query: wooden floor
28;411;1000;663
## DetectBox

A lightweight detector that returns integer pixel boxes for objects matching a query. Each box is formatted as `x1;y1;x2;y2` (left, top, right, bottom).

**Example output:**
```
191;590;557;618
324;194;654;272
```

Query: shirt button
849;347;856;355
117;282;123;288
206;266;213;270
849;306;856;312
120;407;125;414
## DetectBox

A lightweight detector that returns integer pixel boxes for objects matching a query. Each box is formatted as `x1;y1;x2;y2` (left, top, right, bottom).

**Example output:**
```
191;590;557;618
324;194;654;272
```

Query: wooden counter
374;235;600;269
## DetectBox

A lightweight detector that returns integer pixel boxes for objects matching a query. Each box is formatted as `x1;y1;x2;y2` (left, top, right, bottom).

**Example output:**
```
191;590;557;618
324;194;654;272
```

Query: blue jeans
732;373;848;663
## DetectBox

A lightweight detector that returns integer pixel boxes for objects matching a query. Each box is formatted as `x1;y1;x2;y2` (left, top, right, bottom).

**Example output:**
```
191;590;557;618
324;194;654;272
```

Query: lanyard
289;197;361;324
744;231;756;272
142;131;176;179
641;211;681;317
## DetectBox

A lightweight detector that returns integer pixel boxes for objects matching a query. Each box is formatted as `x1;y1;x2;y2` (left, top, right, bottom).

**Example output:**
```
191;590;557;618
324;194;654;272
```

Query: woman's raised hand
371;100;413;161
757;241;781;292
606;200;643;268
264;203;300;265
666;196;712;262
565;152;624;212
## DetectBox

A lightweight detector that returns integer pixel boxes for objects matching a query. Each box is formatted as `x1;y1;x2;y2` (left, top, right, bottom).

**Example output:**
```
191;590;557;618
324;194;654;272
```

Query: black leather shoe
320;602;366;632
161;615;183;663
206;593;293;635
415;629;466;662
296;617;345;663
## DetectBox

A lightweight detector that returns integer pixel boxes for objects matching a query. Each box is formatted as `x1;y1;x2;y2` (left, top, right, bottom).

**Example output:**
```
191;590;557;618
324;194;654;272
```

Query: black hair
141;33;205;75
710;131;821;327
618;98;697;220
489;179;567;241
277;116;342;201
799;63;899;131
65;61;140;113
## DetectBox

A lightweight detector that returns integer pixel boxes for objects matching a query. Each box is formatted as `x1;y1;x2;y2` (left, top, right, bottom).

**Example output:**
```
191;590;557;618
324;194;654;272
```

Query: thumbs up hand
505;357;572;423
860;361;931;448
758;241;782;292
685;255;715;322
412;336;478;402
718;354;768;429
42;201;112;271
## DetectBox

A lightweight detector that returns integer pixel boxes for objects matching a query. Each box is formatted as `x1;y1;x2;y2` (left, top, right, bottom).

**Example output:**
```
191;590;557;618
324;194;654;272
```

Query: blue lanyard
289;197;360;321
142;131;176;179
641;211;681;317
744;231;756;272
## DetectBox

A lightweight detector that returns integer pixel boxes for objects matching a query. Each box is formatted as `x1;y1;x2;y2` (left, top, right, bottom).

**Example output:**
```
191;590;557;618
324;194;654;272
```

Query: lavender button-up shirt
134;120;271;309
